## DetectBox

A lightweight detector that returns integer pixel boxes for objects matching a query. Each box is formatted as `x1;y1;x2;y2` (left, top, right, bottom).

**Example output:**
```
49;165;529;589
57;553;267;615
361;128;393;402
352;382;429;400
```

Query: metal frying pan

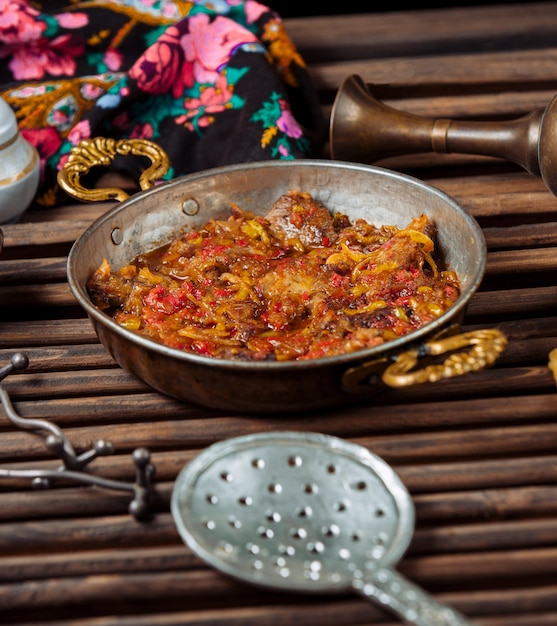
171;431;475;625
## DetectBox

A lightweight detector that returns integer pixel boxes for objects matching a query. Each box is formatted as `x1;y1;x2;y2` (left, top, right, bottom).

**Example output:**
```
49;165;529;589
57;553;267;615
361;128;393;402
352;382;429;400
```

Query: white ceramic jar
0;96;40;223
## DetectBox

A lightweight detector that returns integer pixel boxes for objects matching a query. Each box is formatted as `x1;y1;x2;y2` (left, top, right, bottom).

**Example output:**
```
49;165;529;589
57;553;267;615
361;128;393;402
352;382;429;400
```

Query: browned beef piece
265;190;338;248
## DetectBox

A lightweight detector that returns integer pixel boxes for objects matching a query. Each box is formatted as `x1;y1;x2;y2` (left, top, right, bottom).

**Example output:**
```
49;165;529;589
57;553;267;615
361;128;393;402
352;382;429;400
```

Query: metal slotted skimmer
171;431;475;626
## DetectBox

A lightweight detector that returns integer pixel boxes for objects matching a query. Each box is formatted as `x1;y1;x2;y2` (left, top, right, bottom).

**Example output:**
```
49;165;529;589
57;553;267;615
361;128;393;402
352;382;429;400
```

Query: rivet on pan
111;227;123;245
182;197;199;215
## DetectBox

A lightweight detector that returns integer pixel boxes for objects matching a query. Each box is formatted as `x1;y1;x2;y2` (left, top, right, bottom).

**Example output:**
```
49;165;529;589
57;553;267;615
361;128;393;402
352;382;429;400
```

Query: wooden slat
0;319;97;346
309;48;557;94
286;3;557;60
486;248;557;274
0;283;77;308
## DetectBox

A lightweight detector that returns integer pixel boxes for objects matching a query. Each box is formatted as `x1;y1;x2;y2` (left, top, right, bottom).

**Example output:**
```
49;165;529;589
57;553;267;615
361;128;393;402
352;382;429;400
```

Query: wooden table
2;3;557;624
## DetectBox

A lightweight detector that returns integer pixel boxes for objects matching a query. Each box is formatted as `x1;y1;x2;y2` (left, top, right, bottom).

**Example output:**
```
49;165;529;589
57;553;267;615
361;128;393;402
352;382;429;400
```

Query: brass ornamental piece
381;328;508;387
330;74;557;197
57;137;171;202
342;328;507;392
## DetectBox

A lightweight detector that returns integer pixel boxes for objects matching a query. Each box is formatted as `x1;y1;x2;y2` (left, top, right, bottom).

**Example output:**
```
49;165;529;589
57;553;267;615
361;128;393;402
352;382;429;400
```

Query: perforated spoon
171;431;475;626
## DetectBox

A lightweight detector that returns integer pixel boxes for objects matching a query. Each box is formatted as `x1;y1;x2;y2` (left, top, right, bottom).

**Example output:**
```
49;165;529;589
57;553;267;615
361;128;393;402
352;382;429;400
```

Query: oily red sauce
87;190;461;361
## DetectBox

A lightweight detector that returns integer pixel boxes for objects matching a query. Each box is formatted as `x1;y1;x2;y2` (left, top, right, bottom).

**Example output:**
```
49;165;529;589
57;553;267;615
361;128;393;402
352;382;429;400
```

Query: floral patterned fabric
0;0;325;207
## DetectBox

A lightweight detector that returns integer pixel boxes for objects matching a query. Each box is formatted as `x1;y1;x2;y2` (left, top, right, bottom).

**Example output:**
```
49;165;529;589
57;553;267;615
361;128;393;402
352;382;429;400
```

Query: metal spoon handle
353;567;476;626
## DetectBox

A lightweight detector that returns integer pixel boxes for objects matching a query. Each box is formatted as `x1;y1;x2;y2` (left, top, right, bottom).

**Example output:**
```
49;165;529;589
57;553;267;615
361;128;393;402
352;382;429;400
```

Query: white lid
0;96;18;145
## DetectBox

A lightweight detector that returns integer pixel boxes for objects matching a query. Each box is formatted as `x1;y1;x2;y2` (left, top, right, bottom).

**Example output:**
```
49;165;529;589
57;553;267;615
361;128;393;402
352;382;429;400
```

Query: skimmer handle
353;567;476;626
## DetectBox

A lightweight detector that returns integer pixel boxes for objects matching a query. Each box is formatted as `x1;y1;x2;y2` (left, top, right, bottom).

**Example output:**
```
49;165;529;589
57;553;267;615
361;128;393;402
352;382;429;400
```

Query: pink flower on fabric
177;73;234;129
81;82;105;100
103;49;123;72
67;119;91;145
0;0;45;43
245;1;269;24
56;12;88;29
180;13;258;84
20;127;62;182
130;122;154;139
57;153;70;171
277;104;303;139
8;34;85;80
12;84;47;98
52;108;72;126
129;24;194;97
278;143;290;157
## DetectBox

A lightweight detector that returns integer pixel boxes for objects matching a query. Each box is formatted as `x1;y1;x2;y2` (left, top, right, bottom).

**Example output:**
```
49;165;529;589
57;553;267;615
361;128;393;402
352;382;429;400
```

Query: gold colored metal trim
382;328;508;387
0;132;18;152
57;137;171;203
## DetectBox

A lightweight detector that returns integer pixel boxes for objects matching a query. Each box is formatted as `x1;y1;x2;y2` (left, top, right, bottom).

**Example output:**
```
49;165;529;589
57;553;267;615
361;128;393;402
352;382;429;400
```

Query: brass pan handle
342;328;507;392
382;328;507;387
57;137;171;203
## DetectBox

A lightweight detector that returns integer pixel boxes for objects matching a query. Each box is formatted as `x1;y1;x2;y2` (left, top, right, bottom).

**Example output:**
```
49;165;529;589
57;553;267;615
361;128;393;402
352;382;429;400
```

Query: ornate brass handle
57;137;171;203
342;328;507;392
382;328;507;387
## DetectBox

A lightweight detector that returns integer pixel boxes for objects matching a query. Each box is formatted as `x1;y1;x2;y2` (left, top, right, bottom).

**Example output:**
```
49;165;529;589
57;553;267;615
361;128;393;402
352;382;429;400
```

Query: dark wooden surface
2;3;557;625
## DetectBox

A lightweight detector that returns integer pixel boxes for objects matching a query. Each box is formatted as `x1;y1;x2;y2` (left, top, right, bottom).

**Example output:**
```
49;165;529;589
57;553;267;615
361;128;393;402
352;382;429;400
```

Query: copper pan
59;138;506;413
